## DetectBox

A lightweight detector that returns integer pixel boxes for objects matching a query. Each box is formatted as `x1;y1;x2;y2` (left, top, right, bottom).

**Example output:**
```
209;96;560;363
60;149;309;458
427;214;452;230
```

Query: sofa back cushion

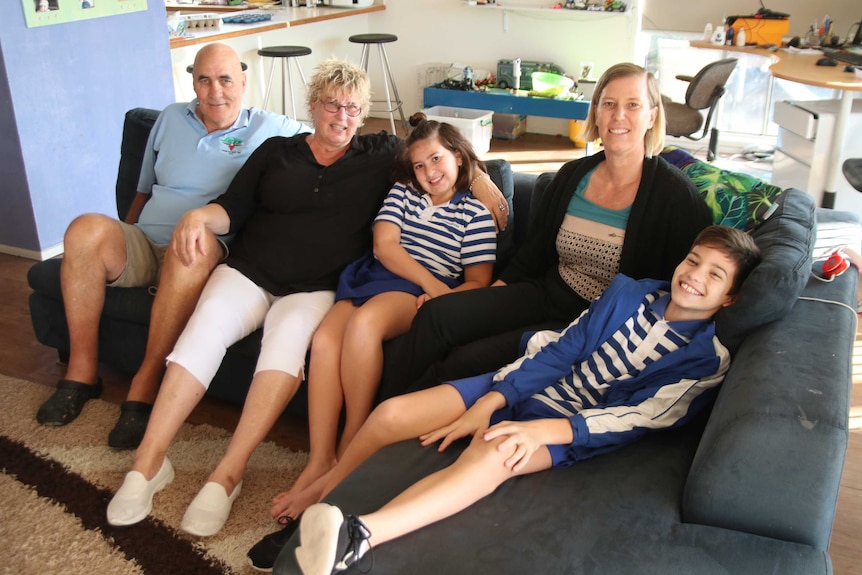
714;188;815;353
116;108;160;221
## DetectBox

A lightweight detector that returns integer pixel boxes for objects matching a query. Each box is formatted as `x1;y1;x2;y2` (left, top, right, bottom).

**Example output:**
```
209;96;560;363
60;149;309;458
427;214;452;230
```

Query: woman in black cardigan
382;62;713;396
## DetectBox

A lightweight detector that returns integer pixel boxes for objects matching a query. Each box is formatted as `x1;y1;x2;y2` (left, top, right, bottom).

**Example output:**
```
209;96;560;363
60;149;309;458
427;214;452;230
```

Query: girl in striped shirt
270;113;497;526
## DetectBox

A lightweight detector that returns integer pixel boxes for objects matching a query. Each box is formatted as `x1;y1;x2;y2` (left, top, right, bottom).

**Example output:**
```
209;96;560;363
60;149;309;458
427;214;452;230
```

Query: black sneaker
295;504;372;575
36;379;103;426
247;515;301;572
108;401;153;450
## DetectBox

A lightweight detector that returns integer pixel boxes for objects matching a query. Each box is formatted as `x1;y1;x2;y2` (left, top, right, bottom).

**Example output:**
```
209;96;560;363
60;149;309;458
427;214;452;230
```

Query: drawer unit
771;98;862;212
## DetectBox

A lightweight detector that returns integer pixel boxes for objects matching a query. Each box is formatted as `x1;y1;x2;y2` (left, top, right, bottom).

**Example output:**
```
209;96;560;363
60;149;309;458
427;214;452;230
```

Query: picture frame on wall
22;0;146;27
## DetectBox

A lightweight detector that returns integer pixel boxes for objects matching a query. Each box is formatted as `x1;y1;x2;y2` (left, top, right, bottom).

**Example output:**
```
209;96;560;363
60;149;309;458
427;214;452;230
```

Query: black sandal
108;401;153;449
36;379;103;426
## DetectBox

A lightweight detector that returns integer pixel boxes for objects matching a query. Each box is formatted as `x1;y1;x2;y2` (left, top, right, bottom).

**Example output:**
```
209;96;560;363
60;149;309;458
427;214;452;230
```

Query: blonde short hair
583;63;665;158
305;59;372;122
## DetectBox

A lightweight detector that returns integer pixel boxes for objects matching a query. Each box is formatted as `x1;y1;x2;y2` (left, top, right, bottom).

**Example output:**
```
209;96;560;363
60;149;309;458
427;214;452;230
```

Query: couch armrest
683;266;856;550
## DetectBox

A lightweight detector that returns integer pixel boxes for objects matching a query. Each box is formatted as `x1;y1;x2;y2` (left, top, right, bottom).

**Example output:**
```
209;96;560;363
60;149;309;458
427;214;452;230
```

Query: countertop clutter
164;1;384;48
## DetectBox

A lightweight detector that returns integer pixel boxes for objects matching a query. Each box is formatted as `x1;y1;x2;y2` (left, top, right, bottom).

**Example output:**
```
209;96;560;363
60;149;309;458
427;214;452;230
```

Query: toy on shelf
496;59;565;91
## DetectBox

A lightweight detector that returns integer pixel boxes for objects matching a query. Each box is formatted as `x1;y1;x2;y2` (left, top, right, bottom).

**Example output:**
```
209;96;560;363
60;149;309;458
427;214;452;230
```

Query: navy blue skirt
336;251;460;306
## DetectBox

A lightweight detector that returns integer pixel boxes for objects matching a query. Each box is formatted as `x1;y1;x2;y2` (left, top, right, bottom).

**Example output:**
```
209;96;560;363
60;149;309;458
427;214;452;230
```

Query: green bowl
530;72;574;97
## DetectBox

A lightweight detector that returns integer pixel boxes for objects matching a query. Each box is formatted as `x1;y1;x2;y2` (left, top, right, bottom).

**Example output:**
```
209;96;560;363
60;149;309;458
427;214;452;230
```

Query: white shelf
464;2;629;16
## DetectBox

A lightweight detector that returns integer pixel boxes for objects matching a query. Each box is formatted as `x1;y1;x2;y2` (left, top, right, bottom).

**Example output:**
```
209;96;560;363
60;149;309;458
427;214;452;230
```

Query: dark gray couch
28;108;855;574
273;176;857;574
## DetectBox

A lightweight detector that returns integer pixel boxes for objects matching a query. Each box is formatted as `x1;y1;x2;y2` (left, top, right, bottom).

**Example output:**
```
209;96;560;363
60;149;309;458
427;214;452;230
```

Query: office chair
843;158;862;193
661;58;738;162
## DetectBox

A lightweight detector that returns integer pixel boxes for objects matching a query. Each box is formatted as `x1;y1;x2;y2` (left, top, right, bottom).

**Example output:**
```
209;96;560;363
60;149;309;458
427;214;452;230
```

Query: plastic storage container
422;106;494;154
183;13;222;30
492;113;527;140
727;17;789;46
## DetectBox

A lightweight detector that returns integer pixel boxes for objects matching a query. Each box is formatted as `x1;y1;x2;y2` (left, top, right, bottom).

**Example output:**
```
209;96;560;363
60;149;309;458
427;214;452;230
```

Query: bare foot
270;457;335;514
270;469;335;522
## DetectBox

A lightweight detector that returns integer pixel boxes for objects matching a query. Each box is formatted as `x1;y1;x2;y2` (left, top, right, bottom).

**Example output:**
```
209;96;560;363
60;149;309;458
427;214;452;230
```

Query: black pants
379;272;589;399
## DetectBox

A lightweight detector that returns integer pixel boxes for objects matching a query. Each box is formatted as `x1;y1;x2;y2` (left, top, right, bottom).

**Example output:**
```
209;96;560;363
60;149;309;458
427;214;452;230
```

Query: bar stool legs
257;46;312;119
350;34;408;136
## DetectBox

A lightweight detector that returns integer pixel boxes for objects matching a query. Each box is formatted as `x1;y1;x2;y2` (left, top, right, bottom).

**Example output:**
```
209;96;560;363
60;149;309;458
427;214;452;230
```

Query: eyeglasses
320;99;362;117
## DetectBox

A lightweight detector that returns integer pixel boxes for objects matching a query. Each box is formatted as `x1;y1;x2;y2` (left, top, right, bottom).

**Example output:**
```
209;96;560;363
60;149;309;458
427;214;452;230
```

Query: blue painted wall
0;3;175;255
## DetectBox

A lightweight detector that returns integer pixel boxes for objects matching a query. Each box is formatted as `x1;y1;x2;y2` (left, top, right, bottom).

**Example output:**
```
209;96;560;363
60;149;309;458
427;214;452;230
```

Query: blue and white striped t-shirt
374;183;497;279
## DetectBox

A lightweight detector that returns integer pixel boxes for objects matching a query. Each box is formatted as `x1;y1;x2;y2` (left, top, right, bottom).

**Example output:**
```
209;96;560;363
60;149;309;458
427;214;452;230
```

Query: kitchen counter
167;3;385;49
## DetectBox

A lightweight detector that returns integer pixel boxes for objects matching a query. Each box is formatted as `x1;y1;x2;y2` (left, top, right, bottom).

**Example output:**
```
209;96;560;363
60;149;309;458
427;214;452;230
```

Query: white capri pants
168;264;335;388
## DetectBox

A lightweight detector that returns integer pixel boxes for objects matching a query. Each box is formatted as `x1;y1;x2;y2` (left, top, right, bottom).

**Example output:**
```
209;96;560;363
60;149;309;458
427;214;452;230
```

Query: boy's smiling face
666;244;738;322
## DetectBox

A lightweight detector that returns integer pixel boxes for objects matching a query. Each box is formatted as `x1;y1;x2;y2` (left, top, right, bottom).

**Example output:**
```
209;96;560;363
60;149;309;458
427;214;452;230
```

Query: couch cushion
660;146;784;232
713;188;815;353
116;108;160;221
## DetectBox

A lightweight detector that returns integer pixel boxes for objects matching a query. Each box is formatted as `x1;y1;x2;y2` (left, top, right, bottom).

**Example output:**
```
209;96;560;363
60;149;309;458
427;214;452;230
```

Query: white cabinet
772;98;862;213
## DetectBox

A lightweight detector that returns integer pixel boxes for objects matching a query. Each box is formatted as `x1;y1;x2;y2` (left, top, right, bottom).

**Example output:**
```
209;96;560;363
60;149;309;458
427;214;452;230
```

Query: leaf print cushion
660;146;784;232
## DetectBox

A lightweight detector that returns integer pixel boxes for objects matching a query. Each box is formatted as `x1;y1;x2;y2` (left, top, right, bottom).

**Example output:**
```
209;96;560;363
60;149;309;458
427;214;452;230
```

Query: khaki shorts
110;222;228;289
110;223;166;288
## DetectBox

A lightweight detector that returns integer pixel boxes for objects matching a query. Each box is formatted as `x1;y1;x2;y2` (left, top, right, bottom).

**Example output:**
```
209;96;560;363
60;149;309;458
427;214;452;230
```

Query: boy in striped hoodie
291;225;760;575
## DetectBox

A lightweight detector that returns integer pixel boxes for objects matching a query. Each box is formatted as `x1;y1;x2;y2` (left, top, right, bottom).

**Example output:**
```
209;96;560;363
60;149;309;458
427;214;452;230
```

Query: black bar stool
257;46;312;119
349;33;408;135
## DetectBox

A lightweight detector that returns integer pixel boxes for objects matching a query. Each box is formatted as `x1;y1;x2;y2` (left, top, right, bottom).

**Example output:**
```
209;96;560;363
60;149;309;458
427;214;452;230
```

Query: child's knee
368;398;401;428
465;434;511;466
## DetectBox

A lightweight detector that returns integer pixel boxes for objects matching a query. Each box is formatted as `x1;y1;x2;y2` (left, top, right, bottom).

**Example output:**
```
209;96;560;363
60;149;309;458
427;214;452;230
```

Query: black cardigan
499;151;712;286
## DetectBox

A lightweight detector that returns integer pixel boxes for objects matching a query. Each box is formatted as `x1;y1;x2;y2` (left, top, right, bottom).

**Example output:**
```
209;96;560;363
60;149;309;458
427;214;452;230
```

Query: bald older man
36;44;310;447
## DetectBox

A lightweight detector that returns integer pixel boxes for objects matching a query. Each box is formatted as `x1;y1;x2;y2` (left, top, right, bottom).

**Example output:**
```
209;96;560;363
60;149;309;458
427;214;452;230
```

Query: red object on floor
823;249;850;279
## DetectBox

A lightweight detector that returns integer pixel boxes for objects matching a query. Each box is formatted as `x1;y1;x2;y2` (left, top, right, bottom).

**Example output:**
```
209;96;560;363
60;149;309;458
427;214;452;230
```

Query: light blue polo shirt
136;100;311;245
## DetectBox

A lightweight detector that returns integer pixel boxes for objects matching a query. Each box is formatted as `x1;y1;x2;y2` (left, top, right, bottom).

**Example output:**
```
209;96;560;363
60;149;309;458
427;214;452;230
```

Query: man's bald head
190;43;247;133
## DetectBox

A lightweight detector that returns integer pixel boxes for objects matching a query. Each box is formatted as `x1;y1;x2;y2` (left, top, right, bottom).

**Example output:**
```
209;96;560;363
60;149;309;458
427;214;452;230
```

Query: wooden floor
4;122;859;571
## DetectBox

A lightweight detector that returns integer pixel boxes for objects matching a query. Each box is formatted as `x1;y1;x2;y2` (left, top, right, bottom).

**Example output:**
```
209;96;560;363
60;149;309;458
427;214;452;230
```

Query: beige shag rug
0;374;308;575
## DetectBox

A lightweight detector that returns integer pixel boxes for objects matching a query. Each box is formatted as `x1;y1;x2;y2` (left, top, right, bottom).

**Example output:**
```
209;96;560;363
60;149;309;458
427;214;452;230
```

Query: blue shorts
449;372;572;468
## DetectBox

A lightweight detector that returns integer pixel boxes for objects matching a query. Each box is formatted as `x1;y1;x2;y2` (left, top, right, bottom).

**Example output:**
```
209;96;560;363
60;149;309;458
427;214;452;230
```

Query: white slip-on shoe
295;504;345;575
295;504;373;575
180;480;243;537
107;457;175;526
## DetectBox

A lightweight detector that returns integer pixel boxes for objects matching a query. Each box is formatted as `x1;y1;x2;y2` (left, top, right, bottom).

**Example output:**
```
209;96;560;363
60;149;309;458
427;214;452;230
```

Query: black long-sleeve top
212;132;402;296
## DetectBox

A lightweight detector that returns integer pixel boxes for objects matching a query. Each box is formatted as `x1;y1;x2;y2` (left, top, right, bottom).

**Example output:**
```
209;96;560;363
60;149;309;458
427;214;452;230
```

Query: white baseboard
0;242;64;262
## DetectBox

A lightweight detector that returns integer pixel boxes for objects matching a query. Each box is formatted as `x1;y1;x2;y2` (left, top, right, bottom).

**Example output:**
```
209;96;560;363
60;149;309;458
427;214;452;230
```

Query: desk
691;40;862;208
